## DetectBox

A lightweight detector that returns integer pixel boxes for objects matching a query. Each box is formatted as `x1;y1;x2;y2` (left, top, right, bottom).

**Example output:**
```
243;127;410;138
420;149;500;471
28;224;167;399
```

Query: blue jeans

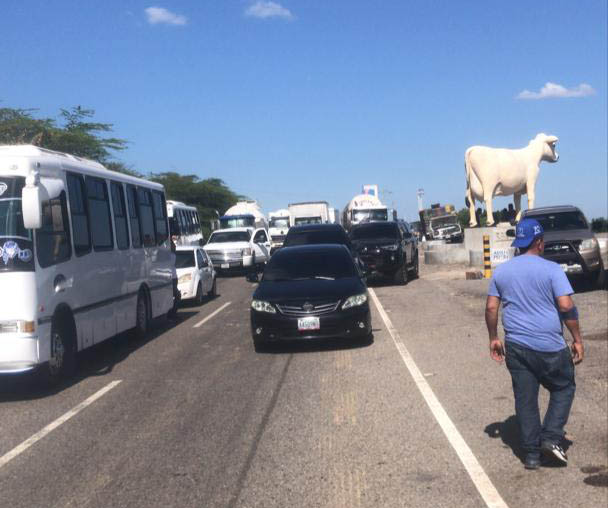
505;341;576;456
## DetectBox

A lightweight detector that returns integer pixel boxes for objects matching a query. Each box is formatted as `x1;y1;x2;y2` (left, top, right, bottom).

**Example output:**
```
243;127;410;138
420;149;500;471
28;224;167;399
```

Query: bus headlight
342;294;368;309
0;320;36;334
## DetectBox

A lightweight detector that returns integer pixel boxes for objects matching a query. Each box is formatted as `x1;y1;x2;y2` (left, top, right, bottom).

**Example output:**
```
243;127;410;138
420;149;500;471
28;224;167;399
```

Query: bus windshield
0;176;34;272
0;199;31;241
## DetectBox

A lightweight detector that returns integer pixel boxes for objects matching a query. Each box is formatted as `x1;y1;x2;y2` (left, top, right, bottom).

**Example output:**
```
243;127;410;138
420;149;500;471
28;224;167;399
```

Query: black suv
282;223;353;251
350;221;418;284
521;205;605;288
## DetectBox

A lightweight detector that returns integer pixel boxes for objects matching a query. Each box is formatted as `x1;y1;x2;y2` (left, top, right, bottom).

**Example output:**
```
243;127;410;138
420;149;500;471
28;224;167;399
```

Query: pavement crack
227;354;294;508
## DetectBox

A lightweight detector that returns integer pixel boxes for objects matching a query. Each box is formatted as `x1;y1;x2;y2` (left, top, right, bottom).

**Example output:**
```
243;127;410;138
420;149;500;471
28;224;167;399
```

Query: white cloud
516;82;596;100
245;1;293;20
145;7;188;26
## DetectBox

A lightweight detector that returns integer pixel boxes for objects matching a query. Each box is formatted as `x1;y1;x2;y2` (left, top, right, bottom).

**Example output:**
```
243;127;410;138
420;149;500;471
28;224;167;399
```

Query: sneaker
524;453;541;470
541;442;568;464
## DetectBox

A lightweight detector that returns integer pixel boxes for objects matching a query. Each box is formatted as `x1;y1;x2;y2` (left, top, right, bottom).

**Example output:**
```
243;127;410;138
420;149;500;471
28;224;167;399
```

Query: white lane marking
0;380;122;470
369;289;508;508
193;302;232;328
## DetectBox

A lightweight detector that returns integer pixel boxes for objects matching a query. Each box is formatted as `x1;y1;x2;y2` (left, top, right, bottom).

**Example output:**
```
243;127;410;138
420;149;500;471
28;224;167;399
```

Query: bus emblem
0;182;6;196
0;241;33;265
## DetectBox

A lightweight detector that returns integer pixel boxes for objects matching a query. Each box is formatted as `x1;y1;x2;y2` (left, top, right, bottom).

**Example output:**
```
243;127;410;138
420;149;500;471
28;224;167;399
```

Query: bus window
66;173;91;256
36;191;71;268
187;210;194;233
152;190;168;245
126;185;142;248
137;187;155;248
86;176;114;251
177;209;186;235
111;182;129;250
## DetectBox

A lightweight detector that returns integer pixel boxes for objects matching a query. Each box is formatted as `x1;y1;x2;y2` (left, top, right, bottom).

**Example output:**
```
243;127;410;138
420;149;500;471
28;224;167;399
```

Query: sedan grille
276;301;341;317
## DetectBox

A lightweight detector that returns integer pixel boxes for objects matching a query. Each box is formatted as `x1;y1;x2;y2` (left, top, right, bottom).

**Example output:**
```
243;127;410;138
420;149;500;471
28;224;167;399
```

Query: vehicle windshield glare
264;249;356;281
353;209;388;222
431;216;457;228
532;212;588;231
284;231;349;247
350;223;399;240
270;218;290;228
175;251;196;268
294;217;322;225
0;177;31;241
209;231;251;243
220;217;255;228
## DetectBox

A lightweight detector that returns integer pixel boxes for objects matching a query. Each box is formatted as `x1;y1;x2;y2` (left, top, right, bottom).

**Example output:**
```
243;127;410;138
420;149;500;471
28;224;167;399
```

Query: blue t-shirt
488;255;573;352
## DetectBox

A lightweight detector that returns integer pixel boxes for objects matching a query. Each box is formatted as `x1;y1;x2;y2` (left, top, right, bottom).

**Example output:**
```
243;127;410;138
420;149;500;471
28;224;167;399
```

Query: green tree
0;105;127;164
591;217;608;233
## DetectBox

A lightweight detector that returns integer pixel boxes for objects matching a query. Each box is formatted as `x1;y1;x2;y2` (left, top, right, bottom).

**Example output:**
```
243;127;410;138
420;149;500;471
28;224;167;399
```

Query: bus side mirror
22;176;42;229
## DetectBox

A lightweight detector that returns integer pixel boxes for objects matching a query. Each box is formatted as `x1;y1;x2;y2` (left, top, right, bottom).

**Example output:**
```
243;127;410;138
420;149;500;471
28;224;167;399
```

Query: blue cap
512;218;544;248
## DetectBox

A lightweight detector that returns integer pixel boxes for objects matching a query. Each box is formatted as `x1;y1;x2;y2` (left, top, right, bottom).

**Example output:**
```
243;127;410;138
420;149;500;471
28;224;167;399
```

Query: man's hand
571;342;584;364
490;338;505;363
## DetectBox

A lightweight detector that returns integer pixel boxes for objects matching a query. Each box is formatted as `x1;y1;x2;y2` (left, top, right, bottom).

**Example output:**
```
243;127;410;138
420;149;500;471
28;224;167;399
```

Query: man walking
485;218;584;470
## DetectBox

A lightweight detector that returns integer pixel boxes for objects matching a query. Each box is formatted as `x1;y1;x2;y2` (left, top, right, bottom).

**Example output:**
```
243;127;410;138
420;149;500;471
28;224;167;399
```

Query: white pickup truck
203;227;270;273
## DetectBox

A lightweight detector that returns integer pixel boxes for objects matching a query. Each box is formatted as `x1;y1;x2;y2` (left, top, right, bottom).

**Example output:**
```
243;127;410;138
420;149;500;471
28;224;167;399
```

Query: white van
167;200;204;246
0;145;175;382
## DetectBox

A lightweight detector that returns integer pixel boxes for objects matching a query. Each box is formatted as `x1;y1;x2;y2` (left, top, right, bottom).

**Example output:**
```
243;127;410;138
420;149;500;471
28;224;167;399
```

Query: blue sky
1;1;606;220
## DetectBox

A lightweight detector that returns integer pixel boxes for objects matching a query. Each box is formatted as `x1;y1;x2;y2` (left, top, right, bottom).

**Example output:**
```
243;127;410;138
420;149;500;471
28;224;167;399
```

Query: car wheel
134;291;149;340
40;319;76;386
410;251;419;279
593;260;606;290
195;282;204;305
207;278;217;298
394;260;408;285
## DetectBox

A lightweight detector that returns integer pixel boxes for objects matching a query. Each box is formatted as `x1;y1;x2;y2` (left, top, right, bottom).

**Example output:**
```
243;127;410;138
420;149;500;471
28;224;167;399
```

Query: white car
175;246;217;305
203;227;270;273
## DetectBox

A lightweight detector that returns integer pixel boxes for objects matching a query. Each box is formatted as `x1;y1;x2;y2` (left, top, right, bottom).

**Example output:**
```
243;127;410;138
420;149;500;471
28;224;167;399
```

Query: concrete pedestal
464;223;515;267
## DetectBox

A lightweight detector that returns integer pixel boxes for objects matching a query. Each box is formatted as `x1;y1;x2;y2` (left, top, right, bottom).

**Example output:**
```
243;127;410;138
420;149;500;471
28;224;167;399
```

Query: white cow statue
464;133;559;226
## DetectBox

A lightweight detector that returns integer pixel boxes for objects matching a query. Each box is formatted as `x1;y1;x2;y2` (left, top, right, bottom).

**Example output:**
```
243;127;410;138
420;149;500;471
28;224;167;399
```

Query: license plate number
298;316;320;331
221;263;230;269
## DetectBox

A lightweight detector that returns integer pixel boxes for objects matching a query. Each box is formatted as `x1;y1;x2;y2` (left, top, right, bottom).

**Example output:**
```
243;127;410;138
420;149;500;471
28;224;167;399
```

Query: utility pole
417;188;428;240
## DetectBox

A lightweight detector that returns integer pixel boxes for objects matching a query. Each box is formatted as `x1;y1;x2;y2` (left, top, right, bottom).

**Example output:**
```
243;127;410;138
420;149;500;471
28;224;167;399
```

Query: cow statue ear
545;135;558;144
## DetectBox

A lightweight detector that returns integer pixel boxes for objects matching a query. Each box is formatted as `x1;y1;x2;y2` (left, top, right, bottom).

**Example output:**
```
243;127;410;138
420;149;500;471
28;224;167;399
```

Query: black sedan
250;244;371;350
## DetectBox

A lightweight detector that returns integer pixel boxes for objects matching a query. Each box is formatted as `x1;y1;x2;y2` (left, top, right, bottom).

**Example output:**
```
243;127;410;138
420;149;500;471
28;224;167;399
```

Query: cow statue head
533;133;559;163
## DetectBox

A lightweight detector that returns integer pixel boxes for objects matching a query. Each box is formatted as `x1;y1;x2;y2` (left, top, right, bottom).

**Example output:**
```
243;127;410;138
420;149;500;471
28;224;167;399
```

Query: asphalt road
0;267;606;508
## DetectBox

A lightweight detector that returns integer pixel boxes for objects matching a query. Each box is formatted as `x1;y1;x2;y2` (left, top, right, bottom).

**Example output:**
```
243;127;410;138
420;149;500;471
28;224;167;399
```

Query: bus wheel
42;319;76;385
134;291;149;339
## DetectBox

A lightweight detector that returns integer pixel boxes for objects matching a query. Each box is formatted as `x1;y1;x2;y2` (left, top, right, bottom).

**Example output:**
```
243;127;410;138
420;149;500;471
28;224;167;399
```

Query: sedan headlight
242;248;252;256
579;238;598;251
251;300;276;314
178;273;192;284
342;293;368;310
381;244;399;251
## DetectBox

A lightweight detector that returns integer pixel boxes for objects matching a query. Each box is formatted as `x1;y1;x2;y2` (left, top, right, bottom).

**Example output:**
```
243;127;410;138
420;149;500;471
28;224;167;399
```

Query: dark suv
350;221;418;284
282;223;353;250
521;205;605;288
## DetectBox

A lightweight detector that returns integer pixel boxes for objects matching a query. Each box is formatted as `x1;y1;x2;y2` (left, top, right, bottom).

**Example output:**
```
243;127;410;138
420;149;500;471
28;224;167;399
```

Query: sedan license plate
298;316;320;331
221;263;230;269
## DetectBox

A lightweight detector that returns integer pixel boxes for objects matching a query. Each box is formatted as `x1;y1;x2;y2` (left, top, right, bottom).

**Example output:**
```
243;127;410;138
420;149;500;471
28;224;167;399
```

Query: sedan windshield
175;251;196;268
208;231;251;243
350;223;399;241
264;249;356;281
533;212;588;231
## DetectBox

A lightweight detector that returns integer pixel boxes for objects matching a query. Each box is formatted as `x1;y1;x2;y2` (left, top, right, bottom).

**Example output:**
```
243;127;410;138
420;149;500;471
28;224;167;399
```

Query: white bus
167;200;204;246
0;145;175;382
